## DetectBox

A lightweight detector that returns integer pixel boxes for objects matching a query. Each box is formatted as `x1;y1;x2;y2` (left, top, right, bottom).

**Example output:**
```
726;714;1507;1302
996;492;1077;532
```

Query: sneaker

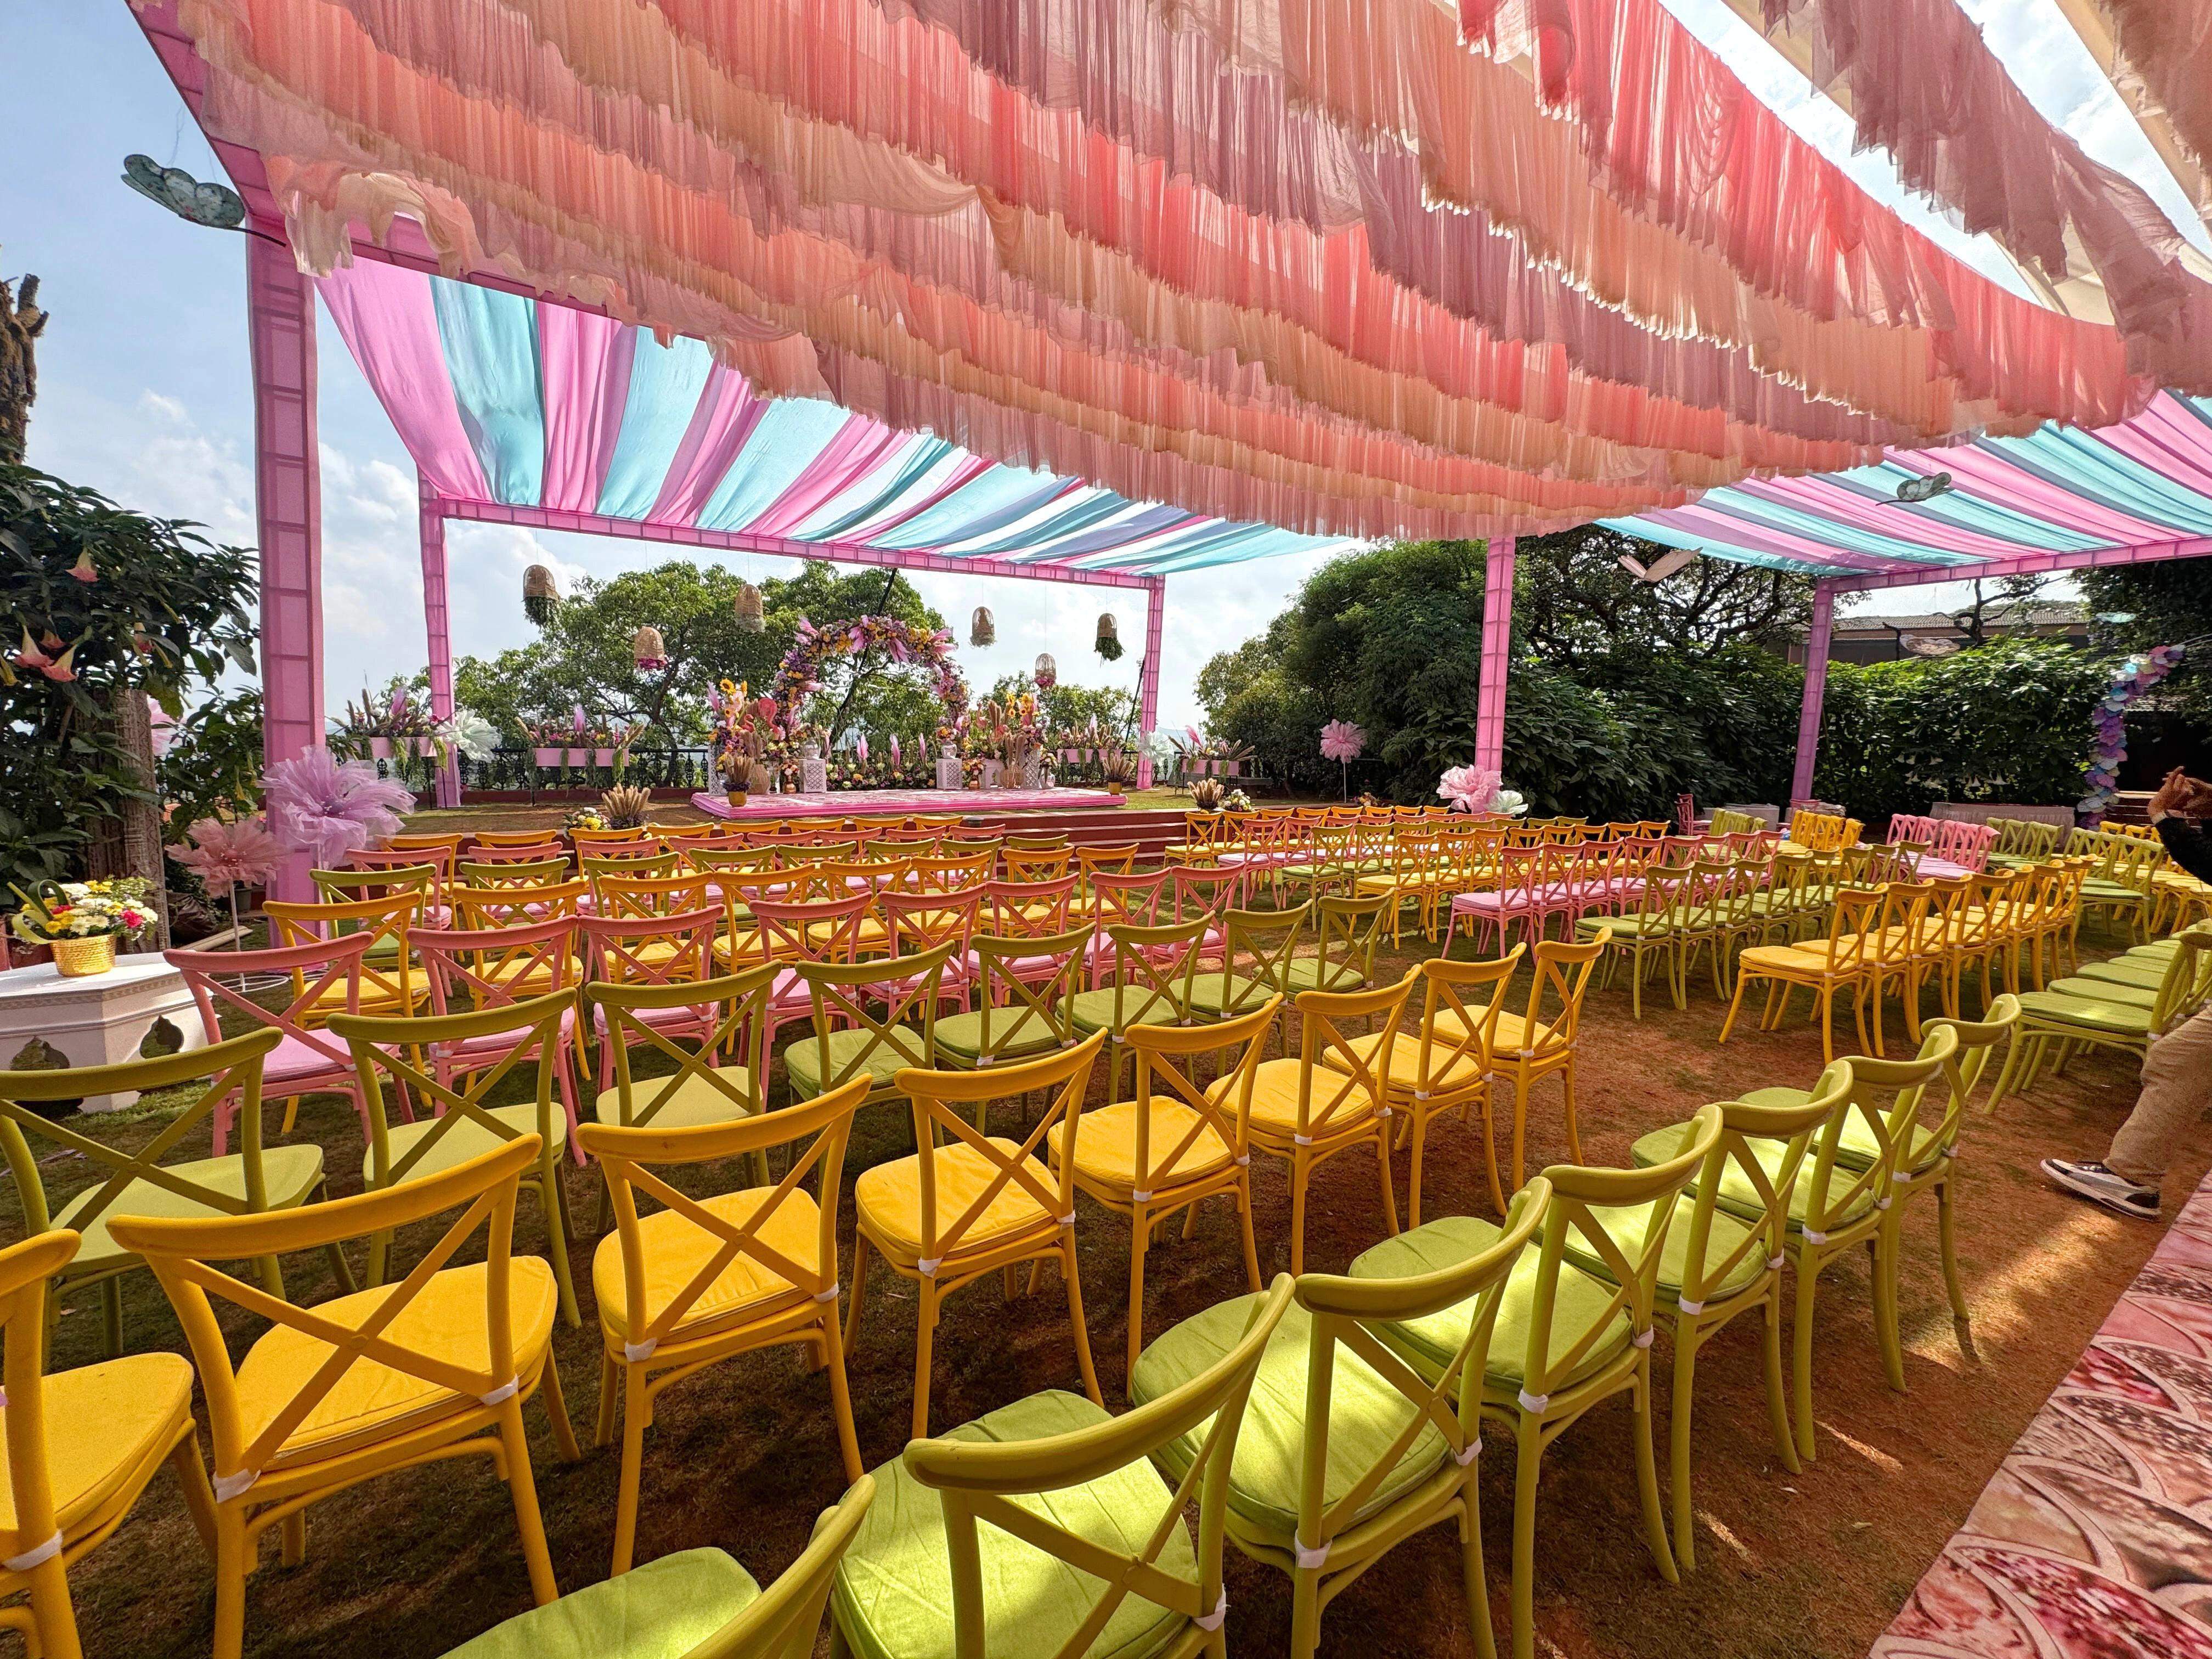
2041;1159;2160;1220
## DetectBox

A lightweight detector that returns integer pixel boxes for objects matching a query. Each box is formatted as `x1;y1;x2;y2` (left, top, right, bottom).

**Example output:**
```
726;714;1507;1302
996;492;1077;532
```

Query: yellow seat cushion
855;1140;1058;1264
235;1260;558;1469
1350;1216;1633;1393
782;1025;930;1098
54;1145;328;1279
1062;1104;1235;1194
1321;1028;1481;1094
1450;1010;1564;1063
1738;944;1863;976
0;1352;193;1547
593;1188;820;1346
366;1105;564;1186
1216;1058;1383;1141
594;1066;761;1130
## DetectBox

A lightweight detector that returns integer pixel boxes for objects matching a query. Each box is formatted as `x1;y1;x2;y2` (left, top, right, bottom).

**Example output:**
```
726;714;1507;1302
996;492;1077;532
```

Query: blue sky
2;3;2195;731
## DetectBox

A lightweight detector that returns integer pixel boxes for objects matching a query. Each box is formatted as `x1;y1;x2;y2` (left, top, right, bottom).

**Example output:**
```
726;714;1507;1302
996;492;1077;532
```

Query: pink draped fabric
536;301;635;513
1884;447;2182;544
313;256;489;501
147;0;2165;544
2094;397;2212;499
2087;0;2212;203
646;364;766;525
744;417;911;537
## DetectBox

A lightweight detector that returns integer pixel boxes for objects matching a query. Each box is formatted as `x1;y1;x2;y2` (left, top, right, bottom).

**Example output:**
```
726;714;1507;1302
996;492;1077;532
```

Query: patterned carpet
1872;1177;2212;1658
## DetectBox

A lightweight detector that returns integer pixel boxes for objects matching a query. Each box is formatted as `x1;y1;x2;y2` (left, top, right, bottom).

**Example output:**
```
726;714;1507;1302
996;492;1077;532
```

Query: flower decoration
2079;644;2188;823
263;750;416;866
1319;720;1365;763
170;816;285;889
9;878;159;945
1437;765;1523;815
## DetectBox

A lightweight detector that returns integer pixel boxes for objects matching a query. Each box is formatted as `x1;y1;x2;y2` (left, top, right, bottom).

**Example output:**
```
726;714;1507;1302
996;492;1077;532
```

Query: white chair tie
1293;1534;1331;1570
1875;1195;1892;1210
1454;1435;1483;1466
1131;1189;1153;1203
1675;1298;1706;1316
1293;1134;1313;1147
814;1282;842;1304
1413;1089;1430;1101
1633;1328;1655;1349
624;1339;658;1363
481;1376;521;1406
1769;1254;1787;1271
1891;1170;1915;1187
1803;1229;1829;1246
4;1531;62;1573
1060;1212;1076;1227
917;1257;942;1277
975;1054;994;1068
1517;1389;1549;1414
1195;1589;1229;1632
1234;1154;1251;1166
214;1469;260;1503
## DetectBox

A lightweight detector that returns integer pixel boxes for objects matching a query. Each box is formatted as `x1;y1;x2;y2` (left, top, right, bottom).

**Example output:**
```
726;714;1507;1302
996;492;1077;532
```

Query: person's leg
2044;1004;2212;1218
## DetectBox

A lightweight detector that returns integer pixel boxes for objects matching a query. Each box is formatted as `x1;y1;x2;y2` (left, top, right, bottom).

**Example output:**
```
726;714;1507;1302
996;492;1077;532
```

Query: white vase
800;742;828;794
1015;753;1043;789
935;743;963;791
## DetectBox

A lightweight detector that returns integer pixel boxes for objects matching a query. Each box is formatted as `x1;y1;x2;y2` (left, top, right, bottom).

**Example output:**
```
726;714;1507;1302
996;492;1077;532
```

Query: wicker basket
49;935;117;978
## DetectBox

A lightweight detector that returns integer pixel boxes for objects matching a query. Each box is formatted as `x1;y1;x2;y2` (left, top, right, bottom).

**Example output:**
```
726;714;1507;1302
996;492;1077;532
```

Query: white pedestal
0;957;210;1113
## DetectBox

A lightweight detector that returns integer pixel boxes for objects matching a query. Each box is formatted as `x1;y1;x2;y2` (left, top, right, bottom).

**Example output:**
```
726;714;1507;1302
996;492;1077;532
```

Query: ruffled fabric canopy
132;0;2184;545
1609;390;2212;577
320;258;1339;571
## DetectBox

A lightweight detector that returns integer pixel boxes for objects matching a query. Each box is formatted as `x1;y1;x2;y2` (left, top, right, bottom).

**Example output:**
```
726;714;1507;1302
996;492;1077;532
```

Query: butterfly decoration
1893;471;1955;504
121;155;246;229
1615;547;1701;583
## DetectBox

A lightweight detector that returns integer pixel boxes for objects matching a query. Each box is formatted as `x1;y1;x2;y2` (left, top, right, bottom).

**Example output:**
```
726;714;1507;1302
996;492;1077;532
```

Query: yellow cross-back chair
830;1277;1293;1659
388;831;466;854
588;965;779;1198
331;988;584;1327
579;1077;871;1573
457;854;572;889
933;924;1092;1072
1720;884;1884;1063
263;890;424;1020
1132;1184;1545;1659
111;1136;583;1659
0;1031;337;1357
1326;948;1523;1222
1352;1106;1723;1659
1991;923;2212;1103
1284;891;1390;996
650;821;717;841
849;1034;1109;1437
1637;1030;1955;1461
444;1475;875;1659
1063;998;1282;1377
0;1228;216;1659
1470;932;1609;1194
783;944;956;1115
590;867;713;918
1592;1070;1847;1571
1232;973;1415;1274
473;829;563;848
1069;918;1208;1103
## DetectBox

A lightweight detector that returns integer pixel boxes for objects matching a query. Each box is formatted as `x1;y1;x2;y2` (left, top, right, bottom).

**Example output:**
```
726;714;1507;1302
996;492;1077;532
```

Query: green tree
2080;561;2212;727
454;560;944;746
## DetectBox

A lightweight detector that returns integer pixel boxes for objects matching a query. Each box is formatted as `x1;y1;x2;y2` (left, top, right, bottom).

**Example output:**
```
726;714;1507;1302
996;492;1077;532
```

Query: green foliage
1813;638;2106;827
987;673;1138;740
454;560;944;746
2080;560;2212;725
0;464;255;887
160;688;265;832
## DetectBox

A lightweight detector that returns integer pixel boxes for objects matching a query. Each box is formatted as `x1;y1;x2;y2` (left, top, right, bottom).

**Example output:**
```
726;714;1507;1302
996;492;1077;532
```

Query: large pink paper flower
264;750;417;866
170;816;286;888
1437;765;1503;814
1319;720;1365;763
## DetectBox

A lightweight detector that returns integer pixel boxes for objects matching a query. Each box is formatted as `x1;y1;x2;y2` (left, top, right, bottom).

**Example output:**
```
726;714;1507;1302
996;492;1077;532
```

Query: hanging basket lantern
522;564;562;626
970;606;996;648
632;625;669;672
733;581;766;633
1094;612;1123;661
1034;652;1058;692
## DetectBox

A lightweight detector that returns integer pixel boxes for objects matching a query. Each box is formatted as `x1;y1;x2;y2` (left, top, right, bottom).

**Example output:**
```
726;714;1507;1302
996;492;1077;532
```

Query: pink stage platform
687;787;1125;820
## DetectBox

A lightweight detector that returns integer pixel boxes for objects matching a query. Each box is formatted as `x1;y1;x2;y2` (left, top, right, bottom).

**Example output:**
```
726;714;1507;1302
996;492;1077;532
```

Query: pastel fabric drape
140;0;2169;545
1609;392;2212;575
2086;0;2212;205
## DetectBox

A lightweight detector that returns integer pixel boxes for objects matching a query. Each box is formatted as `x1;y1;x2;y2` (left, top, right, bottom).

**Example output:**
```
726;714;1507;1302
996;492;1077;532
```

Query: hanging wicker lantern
733;581;766;633
631;625;669;672
970;606;996;648
1094;612;1123;661
522;564;561;626
1033;652;1058;692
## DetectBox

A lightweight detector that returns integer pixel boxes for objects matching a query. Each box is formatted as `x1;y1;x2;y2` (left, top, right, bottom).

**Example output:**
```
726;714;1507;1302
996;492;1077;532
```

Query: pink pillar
1135;575;1166;791
419;481;462;808
1474;537;1515;775
247;230;324;900
1791;580;1838;804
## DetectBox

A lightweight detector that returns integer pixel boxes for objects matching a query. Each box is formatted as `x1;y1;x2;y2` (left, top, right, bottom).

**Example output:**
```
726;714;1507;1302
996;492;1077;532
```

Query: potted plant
9;877;159;977
523;716;572;771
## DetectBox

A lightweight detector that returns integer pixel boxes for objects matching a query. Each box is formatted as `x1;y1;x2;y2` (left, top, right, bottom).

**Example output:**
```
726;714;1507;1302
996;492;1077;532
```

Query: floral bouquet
1437;765;1527;816
332;679;447;765
562;806;607;834
11;877;159;974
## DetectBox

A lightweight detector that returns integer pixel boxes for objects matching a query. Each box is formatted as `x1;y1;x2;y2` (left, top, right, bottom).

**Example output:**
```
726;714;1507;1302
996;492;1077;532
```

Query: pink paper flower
1437;765;1503;814
171;816;287;889
1319;720;1365;763
263;751;417;866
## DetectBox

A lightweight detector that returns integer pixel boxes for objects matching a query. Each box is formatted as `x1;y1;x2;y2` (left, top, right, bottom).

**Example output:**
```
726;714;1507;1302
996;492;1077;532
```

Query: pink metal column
1135;575;1166;790
1790;580;1838;804
419;482;462;808
247;230;325;900
1473;537;1515;775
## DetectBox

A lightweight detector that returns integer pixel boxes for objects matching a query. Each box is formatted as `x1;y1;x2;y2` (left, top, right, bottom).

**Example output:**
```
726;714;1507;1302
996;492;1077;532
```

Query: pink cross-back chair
409;915;586;1161
166;934;383;1153
732;891;876;1057
578;906;724;1092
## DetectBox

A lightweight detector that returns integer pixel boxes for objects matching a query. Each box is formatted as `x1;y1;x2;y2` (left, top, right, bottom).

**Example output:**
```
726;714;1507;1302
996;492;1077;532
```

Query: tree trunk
0;267;48;464
83;683;171;951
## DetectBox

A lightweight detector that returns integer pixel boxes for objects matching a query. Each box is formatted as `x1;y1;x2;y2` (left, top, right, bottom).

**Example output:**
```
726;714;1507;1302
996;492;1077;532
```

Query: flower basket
532;746;563;769
50;935;117;978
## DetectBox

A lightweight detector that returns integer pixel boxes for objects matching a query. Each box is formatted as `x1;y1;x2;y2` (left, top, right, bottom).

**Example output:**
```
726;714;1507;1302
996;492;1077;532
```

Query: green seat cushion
441;1547;758;1658
1066;985;1178;1034
933;1005;1065;1063
1629;1123;1875;1232
1183;973;1278;1017
2074;961;2172;990
1128;1291;1446;1541
2017;990;2155;1035
1348;1216;1632;1393
1278;959;1364;993
366;1105;563;1186
1561;1193;1771;1304
2045;975;2157;1008
594;1066;760;1130
57;1146;326;1277
1731;1086;1939;1175
1581;916;1675;938
2079;880;2145;900
832;1390;1194;1659
782;1026;931;1096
